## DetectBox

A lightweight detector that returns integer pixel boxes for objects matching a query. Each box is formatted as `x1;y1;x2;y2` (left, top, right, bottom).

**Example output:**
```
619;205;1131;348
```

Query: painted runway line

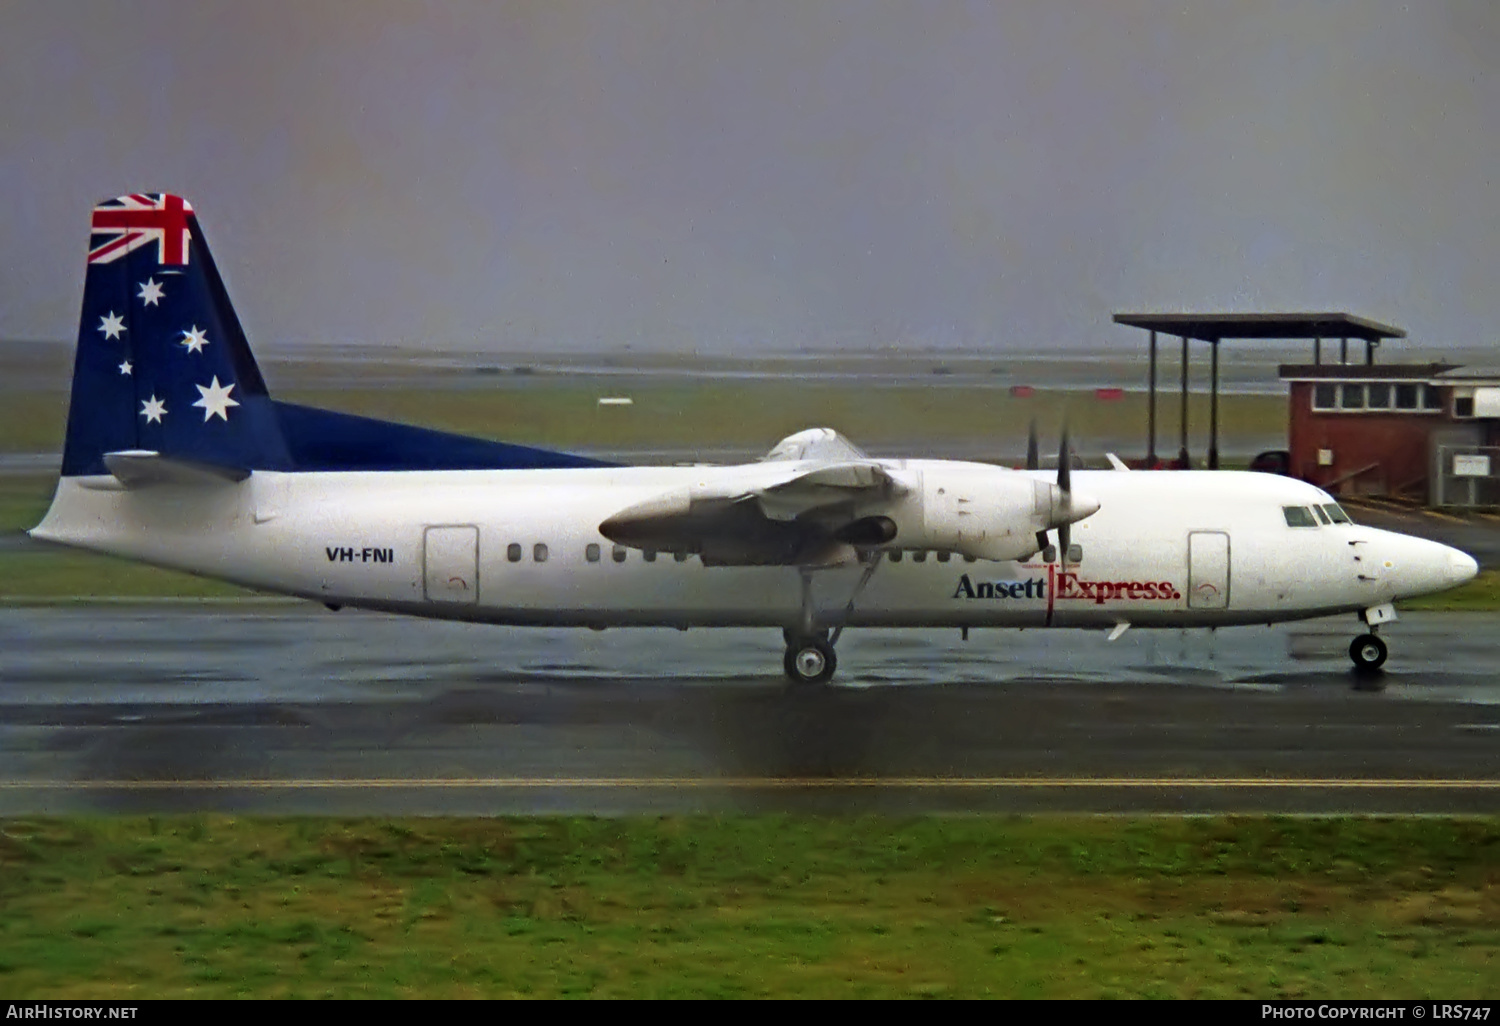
3;776;1498;791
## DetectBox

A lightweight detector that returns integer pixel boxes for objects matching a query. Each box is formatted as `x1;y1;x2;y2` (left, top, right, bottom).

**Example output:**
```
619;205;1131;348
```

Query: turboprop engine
898;465;1099;561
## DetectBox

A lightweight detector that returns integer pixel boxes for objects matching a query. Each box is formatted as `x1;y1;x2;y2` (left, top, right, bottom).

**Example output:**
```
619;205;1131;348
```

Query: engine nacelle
919;468;1043;560
876;466;1098;562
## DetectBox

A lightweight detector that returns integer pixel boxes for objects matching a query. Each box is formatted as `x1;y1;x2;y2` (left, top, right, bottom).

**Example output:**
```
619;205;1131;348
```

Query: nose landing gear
1349;632;1388;672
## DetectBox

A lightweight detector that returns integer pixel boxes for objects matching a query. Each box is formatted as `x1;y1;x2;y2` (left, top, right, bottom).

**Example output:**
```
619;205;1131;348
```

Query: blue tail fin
61;193;292;476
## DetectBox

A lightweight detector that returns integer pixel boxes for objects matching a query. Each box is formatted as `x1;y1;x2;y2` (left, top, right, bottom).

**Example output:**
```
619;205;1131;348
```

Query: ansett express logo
953;571;1181;605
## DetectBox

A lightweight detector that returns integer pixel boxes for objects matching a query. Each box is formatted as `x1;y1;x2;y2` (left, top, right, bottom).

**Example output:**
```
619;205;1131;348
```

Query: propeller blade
1026;420;1040;471
1057;426;1071;496
1057;425;1073;565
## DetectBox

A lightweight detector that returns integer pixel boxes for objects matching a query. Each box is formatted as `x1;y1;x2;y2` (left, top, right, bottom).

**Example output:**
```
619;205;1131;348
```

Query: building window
1455;396;1475;418
1283;506;1318;528
1424;385;1443;411
1395;383;1418;410
533;543;549;563
506;543;522;563
1366;383;1391;409
1313;383;1337;410
1340;384;1365;410
612;545;628;563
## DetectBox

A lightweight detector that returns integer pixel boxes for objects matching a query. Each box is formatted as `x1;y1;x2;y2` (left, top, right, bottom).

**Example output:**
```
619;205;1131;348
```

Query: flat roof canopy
1113;311;1405;342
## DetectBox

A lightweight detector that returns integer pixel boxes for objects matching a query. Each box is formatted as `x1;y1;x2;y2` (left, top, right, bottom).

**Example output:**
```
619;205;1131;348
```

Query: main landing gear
1348;633;1388;672
781;556;882;686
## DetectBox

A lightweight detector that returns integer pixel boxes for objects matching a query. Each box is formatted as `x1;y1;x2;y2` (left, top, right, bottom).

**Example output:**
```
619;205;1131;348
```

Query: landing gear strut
1349;633;1388;672
780;555;882;685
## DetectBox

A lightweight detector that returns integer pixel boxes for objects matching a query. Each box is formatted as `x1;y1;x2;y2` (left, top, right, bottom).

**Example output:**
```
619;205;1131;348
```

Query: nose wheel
783;635;837;685
1349;633;1388;672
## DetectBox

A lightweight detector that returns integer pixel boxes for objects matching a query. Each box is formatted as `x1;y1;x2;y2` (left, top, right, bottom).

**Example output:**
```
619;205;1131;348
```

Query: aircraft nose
1446;548;1479;587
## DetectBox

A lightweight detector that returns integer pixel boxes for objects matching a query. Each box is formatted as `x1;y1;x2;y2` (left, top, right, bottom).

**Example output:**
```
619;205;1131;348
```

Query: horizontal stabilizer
102;449;249;488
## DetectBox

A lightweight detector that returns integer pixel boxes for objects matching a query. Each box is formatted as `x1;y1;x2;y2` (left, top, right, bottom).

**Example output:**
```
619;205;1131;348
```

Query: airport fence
1433;445;1500;507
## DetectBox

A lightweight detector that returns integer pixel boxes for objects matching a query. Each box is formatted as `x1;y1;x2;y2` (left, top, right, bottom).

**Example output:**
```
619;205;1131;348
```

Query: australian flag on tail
61;193;612;477
63;193;290;475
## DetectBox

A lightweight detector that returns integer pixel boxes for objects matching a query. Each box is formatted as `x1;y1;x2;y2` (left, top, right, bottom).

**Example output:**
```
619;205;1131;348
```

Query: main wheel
1349;633;1388;671
783;637;837;685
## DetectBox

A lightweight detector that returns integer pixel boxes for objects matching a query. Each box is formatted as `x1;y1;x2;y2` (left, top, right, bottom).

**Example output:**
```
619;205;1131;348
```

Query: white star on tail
181;325;210;353
140;395;167;424
98;312;125;339
118;360;132;376
137;278;164;306
192;377;239;421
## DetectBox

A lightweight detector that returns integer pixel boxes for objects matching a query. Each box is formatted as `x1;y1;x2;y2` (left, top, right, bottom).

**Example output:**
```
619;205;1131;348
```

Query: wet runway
4;604;1499;815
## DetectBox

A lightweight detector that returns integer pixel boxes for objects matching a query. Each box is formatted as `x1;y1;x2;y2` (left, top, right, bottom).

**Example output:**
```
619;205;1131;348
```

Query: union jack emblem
88;193;194;266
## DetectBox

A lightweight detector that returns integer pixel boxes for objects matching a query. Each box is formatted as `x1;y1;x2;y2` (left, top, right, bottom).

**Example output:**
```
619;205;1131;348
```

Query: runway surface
3;604;1498;815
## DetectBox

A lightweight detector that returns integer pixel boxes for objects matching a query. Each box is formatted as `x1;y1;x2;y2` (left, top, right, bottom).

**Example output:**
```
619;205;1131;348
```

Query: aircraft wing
599;445;908;567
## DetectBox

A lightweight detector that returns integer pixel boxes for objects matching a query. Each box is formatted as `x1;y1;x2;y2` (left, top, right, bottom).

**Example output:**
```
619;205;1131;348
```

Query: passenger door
424;525;479;604
1187;531;1230;610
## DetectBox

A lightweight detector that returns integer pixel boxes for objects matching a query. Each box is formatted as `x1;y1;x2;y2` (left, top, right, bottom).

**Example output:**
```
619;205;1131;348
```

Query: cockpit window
1282;505;1318;528
1321;503;1353;524
1312;505;1332;525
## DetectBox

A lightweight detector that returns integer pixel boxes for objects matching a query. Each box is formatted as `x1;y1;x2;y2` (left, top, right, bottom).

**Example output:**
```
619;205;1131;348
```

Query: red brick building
1278;363;1454;496
1280;364;1500;503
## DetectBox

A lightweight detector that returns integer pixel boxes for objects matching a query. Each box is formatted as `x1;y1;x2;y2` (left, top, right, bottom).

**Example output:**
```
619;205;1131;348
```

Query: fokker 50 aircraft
32;194;1480;683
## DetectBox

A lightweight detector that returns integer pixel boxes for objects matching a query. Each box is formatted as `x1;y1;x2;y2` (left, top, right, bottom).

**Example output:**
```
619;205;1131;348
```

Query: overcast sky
3;0;1498;353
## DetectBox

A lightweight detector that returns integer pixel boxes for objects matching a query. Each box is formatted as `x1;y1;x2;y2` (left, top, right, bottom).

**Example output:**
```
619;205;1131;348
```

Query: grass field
0;816;1494;999
3;382;1286;455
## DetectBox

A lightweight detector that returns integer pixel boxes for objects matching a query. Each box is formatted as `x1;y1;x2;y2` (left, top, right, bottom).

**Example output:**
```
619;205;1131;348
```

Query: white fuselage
31;464;1477;632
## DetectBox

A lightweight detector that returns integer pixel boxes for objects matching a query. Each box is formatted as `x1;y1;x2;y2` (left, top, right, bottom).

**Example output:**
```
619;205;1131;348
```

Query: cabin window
612;545;628;563
936;551;952;563
1340;384;1365;410
1321;503;1353;524
889;550;903;563
643;550;658;563
912;550;928;563
1395;384;1418;410
1312;384;1337;411
963;555;977;563
585;543;601;563
1042;544;1057;564
1282;506;1318;528
674;551;690;563
507;543;522;563
533;543;549;562
1366;383;1391;409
